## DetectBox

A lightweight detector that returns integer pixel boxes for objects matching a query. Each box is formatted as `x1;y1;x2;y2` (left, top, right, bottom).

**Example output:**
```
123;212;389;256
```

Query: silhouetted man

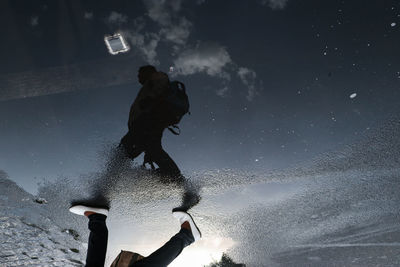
69;204;201;267
120;65;181;178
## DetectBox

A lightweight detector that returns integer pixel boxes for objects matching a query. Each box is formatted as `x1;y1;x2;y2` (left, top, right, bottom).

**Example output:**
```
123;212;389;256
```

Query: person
69;203;201;267
120;65;181;179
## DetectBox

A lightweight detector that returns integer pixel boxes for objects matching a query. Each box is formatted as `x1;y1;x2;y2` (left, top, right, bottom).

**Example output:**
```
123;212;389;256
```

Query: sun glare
169;237;236;267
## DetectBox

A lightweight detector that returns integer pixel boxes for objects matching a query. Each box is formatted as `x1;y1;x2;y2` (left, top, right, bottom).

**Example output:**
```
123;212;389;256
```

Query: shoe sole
69;205;109;217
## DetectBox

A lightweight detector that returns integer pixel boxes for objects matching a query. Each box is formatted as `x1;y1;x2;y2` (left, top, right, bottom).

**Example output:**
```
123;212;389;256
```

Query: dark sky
0;0;399;193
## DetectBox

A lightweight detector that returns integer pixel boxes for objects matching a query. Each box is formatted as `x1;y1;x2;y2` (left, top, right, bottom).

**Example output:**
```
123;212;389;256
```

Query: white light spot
169;66;174;72
350;93;357;99
391;22;397;27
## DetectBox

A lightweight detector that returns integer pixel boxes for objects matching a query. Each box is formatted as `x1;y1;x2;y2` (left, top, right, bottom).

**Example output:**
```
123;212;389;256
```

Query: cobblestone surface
0;173;86;267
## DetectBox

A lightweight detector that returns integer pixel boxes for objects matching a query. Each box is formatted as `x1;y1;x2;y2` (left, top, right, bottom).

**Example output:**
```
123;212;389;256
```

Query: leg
132;228;194;267
148;146;181;177
143;126;181;177
86;214;108;267
132;119;181;176
120;131;145;160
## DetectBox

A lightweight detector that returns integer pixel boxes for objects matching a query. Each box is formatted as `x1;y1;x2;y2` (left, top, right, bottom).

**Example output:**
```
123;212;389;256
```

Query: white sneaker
69;205;109;217
173;211;202;241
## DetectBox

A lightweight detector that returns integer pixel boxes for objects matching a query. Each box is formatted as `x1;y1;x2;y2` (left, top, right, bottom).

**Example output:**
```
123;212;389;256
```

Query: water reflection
26;119;400;265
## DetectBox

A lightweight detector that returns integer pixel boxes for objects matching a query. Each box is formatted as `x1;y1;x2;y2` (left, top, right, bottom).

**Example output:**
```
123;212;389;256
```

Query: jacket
128;72;170;131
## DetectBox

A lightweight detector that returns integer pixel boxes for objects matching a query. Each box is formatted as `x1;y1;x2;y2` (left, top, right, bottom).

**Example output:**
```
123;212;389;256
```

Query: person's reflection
119;65;182;178
88;63;201;211
69;204;201;267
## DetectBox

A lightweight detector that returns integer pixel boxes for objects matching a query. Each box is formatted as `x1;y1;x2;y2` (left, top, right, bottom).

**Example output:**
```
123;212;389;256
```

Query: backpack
164;81;190;135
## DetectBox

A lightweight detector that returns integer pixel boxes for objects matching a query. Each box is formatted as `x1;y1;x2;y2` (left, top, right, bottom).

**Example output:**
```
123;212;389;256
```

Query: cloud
143;0;191;46
121;17;160;65
107;11;128;25
173;44;263;101
173;43;232;79
84;12;93;20
216;86;229;97
237;67;262;101
261;0;289;10
116;1;263;101
124;31;160;65
144;0;183;26
30;16;39;27
121;0;190;63
160;17;192;45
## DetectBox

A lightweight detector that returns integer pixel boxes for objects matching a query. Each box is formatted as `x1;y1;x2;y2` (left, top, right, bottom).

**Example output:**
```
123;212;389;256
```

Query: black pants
85;214;194;267
120;121;181;177
131;229;194;267
86;214;108;267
